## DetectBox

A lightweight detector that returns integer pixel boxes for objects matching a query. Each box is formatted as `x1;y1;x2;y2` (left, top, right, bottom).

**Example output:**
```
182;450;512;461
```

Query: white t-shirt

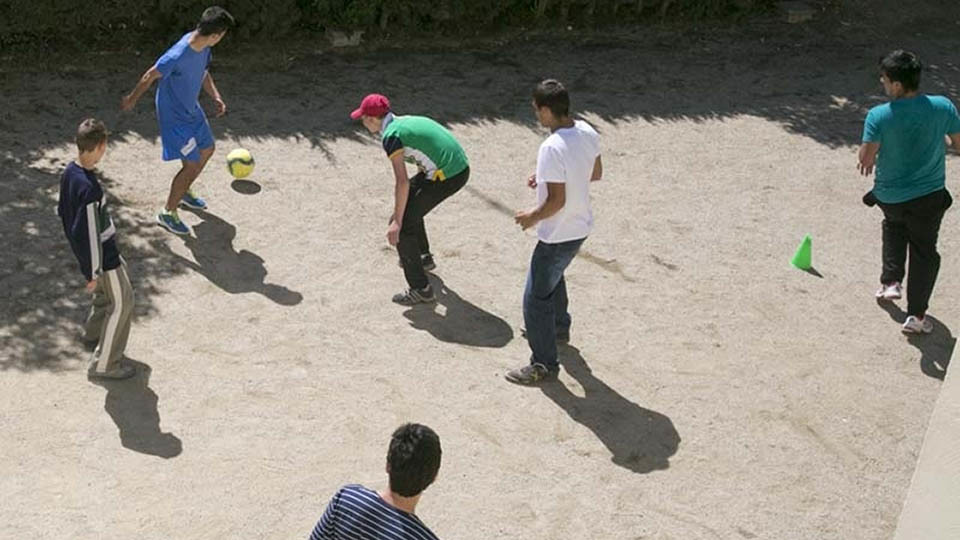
535;120;600;243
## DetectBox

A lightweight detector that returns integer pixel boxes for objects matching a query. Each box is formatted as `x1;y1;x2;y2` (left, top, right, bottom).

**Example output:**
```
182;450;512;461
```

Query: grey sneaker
505;363;558;385
87;362;137;380
392;286;436;306
902;315;933;335
876;282;902;301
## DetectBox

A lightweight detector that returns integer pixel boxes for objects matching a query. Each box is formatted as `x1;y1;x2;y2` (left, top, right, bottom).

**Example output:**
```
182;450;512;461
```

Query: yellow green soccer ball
227;148;255;179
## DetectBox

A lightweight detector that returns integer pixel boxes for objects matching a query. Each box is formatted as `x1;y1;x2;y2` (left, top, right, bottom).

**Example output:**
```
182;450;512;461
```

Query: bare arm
515;182;566;230
386;151;410;245
121;66;162;111
202;71;227;117
590;155;603;181
949;133;960;153
858;142;880;176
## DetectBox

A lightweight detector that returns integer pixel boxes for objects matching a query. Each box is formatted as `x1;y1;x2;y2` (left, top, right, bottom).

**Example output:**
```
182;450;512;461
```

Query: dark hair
879;50;922;92
197;6;235;36
76;118;108;153
387;423;442;497
533;79;570;118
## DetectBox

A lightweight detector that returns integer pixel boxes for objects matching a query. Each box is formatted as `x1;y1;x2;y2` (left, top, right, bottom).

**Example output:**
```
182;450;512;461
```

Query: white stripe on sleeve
86;201;102;278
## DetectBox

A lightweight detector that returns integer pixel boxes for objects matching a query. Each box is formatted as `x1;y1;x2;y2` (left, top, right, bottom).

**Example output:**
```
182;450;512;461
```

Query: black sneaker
392;286;436;306
505;363;558;385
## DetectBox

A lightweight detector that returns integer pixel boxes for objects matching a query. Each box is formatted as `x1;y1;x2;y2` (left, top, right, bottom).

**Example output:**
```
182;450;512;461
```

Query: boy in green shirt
351;94;470;305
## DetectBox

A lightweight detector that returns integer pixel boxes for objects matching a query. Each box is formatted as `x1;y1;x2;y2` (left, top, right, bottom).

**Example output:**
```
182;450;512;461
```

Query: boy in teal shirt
859;50;960;333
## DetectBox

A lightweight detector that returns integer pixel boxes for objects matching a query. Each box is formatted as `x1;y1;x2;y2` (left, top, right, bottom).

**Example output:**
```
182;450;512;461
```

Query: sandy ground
2;3;960;539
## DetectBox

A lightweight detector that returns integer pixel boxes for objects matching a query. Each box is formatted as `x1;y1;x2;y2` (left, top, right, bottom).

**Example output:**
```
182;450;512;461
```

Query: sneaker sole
179;200;208;210
156;215;191;236
902;326;933;335
504;371;558;385
393;296;436;306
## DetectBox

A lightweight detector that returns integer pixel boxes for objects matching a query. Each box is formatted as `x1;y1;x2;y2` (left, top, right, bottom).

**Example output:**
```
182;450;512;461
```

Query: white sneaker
902;315;933;334
876;282;902;301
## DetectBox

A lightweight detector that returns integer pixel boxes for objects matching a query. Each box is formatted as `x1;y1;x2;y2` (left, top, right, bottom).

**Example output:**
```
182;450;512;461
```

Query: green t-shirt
381;114;468;181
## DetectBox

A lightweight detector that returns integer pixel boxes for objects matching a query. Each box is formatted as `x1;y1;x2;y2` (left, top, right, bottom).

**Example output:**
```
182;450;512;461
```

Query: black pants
879;188;953;316
399;167;469;289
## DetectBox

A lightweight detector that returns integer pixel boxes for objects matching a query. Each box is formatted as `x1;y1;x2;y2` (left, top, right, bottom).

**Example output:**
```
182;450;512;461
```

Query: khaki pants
83;262;134;372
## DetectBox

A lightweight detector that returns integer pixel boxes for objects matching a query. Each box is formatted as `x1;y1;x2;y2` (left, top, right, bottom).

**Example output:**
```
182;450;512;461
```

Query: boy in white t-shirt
507;79;603;385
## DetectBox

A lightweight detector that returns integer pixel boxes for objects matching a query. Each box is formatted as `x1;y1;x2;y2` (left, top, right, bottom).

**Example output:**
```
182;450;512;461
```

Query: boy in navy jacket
58;119;135;379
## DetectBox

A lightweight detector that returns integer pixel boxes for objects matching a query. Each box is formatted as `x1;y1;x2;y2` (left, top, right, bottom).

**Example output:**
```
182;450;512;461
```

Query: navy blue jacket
57;162;121;281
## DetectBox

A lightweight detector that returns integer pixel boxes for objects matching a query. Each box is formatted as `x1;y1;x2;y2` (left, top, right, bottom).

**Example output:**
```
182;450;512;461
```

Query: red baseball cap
350;94;391;120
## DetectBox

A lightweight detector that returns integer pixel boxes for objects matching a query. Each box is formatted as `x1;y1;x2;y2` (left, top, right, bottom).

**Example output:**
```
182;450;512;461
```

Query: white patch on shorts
180;137;198;157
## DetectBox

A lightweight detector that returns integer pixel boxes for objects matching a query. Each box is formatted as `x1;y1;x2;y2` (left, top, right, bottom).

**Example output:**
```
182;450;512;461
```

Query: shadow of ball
231;179;261;195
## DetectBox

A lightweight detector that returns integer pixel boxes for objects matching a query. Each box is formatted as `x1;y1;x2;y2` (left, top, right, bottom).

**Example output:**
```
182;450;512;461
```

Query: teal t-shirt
862;95;960;203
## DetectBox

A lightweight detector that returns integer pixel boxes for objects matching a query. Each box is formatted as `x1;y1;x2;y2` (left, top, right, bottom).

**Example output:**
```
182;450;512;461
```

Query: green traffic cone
791;234;812;270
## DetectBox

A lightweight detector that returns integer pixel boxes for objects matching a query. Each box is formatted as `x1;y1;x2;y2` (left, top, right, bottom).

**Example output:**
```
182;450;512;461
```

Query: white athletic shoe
902;315;933;335
875;282;902;301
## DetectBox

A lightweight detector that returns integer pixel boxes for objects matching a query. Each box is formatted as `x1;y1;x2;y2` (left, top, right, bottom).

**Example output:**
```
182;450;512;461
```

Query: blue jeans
523;237;585;370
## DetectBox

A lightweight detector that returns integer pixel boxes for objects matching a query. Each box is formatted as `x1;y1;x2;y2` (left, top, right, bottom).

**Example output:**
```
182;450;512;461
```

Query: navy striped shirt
309;485;439;540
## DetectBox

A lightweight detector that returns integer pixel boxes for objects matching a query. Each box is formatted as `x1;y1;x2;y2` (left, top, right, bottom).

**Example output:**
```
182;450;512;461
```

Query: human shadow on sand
877;300;954;380
539;345;680;473
88;360;182;458
401;274;513;348
176;209;303;306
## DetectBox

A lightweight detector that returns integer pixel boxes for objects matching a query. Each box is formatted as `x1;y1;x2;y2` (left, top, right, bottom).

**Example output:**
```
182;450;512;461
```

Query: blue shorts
160;115;214;162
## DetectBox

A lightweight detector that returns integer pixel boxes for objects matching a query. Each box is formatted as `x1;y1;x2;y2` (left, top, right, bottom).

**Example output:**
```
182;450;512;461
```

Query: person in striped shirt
57;119;136;380
309;424;442;540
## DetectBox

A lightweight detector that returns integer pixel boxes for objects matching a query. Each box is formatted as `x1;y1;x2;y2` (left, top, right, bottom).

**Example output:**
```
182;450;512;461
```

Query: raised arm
121;65;162;111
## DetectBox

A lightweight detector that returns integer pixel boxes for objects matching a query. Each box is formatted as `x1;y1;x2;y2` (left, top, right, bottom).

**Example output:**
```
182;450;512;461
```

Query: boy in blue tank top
121;6;234;236
859;50;960;334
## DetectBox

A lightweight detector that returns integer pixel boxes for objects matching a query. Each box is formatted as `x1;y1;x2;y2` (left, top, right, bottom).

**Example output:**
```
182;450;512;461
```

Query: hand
120;94;136;112
514;209;538;231
857;161;874;177
386;220;401;246
527;173;537;189
213;97;227;117
85;279;98;293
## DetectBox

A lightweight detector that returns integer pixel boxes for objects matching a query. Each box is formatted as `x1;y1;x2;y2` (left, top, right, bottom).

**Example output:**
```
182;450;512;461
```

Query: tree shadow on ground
540;345;680;473
401;274;513;347
877;300;955;380
87;359;182;458
0;166;184;371
2;0;959;370
174;209;303;306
